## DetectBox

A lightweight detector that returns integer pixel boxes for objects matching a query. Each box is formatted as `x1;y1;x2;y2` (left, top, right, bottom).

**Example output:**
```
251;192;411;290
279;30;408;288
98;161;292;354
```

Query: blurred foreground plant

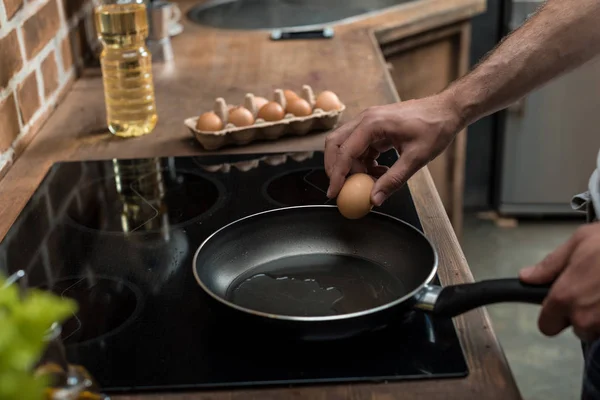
0;274;77;400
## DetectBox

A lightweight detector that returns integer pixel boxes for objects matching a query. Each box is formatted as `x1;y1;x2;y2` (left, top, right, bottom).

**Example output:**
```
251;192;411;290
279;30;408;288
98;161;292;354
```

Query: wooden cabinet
379;22;472;238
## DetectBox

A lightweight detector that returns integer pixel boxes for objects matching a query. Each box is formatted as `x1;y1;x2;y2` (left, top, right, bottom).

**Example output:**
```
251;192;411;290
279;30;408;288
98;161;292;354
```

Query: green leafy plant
0;274;78;400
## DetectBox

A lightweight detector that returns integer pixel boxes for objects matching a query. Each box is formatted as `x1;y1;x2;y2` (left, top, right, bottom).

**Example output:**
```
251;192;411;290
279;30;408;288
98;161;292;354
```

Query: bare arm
448;0;600;126
325;0;600;205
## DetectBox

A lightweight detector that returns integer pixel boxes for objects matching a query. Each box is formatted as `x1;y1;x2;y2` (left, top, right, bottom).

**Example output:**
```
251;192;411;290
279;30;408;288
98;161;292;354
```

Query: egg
258;101;285;121
228;106;255;127
336;173;375;219
254;96;269;110
315;90;342;111
196;111;223;131
286;98;313;117
283;89;299;104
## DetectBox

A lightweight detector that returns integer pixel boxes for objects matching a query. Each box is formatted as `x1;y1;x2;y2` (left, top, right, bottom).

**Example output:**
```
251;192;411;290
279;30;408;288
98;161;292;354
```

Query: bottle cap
95;3;148;39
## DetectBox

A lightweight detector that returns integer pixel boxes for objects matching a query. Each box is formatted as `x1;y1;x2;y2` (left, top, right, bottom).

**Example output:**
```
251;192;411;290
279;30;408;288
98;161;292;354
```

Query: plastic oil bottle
94;0;158;137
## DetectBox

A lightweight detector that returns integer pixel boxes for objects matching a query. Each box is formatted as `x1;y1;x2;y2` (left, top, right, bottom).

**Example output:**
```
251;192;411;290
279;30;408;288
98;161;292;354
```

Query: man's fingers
348;143;391;175
538;302;571;336
326;122;379;198
537;273;575;336
324;117;362;177
368;165;388;178
360;147;380;162
519;236;577;284
371;139;394;154
522;239;575;337
370;153;423;206
350;160;369;174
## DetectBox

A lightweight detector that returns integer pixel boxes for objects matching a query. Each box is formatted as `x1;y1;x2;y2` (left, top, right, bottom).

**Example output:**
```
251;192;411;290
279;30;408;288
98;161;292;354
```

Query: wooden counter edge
372;25;523;399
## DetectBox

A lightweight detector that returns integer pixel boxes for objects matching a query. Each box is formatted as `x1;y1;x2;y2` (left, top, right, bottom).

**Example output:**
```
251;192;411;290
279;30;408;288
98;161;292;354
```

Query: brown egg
283;89;299;104
258;102;285;121
336;173;375;219
315;90;342;111
228;106;255;127
254;96;268;110
196;111;223;131
286;98;313;117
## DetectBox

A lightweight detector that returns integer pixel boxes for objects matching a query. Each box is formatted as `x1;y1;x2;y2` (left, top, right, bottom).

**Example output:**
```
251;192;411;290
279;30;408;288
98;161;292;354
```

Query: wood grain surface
0;0;524;398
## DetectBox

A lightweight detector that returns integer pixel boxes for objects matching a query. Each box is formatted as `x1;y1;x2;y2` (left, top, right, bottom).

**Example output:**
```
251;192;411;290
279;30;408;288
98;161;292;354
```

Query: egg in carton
185;85;345;150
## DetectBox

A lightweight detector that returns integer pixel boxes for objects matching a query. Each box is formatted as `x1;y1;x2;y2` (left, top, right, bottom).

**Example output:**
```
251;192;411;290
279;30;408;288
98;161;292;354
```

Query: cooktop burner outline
36;275;143;347
65;168;227;235
262;167;334;207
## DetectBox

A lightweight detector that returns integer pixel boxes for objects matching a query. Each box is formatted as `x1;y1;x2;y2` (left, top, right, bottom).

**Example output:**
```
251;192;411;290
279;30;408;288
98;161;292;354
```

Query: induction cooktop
0;150;468;394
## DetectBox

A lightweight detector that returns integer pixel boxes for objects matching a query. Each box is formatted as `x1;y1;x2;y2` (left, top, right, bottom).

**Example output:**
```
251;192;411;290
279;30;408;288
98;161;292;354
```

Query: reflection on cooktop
37;276;142;346
208;309;441;376
264;168;332;206
67;159;224;234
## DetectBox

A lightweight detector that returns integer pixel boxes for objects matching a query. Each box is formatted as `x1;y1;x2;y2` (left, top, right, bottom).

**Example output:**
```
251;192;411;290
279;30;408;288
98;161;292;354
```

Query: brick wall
0;0;100;176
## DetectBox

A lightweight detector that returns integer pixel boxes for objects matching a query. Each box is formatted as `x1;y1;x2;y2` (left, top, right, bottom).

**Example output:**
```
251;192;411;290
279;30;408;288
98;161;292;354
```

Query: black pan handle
427;278;551;318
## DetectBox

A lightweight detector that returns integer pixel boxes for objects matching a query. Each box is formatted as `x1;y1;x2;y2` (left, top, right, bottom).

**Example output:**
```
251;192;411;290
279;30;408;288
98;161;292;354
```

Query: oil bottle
94;0;158;137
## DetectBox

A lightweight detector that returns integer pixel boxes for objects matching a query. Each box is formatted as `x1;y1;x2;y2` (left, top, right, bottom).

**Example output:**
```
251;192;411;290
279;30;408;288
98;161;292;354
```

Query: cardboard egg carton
185;85;345;150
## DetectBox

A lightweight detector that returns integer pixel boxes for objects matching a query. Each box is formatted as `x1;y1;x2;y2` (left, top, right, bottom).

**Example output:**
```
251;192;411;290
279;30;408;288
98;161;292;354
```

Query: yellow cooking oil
94;2;157;137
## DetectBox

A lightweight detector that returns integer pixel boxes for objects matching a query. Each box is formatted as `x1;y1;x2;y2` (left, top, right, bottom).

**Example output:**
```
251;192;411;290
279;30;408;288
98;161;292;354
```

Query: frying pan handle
418;278;551;318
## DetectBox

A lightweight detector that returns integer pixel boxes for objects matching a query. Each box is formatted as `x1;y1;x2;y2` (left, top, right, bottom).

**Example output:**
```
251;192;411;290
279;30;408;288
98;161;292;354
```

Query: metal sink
187;0;417;30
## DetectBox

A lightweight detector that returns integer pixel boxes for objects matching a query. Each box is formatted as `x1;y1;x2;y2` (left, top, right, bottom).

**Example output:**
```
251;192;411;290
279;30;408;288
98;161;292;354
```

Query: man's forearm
444;0;600;126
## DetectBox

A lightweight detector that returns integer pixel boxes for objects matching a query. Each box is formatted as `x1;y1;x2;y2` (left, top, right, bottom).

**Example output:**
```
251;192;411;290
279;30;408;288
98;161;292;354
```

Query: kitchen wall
0;0;99;177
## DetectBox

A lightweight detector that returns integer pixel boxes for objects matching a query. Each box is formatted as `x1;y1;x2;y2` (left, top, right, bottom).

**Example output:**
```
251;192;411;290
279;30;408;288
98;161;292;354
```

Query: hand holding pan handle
414;278;552;318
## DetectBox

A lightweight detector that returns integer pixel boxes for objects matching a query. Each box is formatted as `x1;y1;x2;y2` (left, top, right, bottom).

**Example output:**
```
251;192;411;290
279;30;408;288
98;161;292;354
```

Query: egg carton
195;151;315;173
184;85;345;150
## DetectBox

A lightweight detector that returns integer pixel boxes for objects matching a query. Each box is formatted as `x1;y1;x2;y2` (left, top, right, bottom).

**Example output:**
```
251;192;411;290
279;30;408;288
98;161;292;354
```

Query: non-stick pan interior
193;206;436;318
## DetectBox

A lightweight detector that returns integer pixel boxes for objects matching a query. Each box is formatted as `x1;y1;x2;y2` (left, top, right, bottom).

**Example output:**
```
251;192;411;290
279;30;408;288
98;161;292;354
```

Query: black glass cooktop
0;150;468;393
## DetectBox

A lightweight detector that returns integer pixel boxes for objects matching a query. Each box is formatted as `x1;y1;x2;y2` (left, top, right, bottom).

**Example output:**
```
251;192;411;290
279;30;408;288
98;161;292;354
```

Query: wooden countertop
0;0;523;398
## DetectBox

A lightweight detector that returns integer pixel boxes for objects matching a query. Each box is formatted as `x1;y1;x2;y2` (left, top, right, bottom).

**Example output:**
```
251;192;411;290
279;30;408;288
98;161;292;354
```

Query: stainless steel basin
187;0;417;30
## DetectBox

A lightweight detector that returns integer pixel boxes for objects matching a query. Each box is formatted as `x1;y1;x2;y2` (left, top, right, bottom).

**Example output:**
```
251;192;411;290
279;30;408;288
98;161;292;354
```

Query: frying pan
193;206;550;341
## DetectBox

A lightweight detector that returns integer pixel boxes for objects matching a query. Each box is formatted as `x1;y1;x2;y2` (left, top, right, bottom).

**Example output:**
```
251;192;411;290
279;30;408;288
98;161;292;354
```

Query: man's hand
520;222;600;342
324;93;464;206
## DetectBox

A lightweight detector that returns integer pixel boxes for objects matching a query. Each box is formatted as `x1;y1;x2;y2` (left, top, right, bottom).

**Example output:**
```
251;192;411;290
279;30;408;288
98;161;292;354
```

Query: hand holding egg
336;173;375;219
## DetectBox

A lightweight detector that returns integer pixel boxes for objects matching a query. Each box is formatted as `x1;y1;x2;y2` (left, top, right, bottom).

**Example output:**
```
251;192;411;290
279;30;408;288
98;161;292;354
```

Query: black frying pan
193;206;550;340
